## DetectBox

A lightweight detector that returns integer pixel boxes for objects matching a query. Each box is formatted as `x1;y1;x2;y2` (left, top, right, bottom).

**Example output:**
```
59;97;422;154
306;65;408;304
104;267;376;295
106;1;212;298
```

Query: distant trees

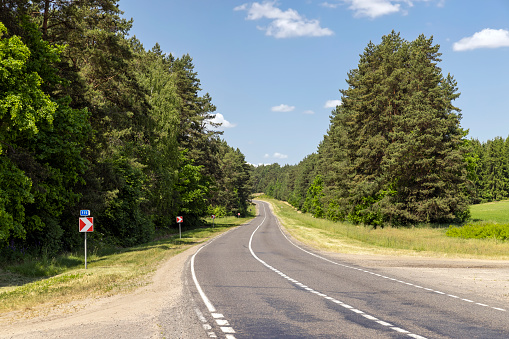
469;137;509;203
0;1;251;258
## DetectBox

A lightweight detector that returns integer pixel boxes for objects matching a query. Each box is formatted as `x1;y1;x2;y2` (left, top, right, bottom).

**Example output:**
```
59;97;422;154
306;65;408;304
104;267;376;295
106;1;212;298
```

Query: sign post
211;214;215;227
79;210;93;269
176;216;183;239
237;212;240;218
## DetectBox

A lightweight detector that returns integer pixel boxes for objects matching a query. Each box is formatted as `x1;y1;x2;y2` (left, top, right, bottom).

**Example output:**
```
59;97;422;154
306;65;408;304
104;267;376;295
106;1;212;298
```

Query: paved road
187;200;509;338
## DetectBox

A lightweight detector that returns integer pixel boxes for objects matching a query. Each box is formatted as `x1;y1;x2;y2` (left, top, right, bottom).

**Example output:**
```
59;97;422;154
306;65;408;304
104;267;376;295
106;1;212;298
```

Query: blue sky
119;0;509;166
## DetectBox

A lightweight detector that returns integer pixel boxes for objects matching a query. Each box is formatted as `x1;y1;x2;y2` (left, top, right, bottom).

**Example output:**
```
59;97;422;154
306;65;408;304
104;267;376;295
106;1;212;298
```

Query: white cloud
453;28;509;51
206;113;237;129
271;104;295;112
325;1;444;19
235;1;334;38
321;2;341;8
234;3;249;11
344;0;401;18
264;152;288;159
324;99;342;108
303;110;315;114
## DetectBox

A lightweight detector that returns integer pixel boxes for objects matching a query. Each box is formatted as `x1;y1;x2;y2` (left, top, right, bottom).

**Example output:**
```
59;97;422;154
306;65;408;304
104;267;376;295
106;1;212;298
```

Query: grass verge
258;197;509;260
0;205;256;314
470;199;509;223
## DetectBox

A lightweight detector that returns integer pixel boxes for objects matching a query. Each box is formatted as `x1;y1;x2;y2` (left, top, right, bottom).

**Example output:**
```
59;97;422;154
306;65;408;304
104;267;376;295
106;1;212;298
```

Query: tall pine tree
320;31;469;225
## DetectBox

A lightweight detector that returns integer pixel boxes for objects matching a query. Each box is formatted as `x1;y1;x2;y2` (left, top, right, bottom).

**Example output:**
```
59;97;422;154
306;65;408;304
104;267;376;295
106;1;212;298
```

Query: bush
446;222;509;240
207;205;228;218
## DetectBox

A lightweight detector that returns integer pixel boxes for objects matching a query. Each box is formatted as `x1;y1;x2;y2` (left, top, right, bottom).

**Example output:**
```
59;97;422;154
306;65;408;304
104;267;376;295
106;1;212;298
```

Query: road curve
187;200;509;338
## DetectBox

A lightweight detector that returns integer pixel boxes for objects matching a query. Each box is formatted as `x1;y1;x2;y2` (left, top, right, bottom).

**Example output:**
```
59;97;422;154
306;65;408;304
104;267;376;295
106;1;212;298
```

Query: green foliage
324;200;344;222
303;175;324;218
174;150;209;226
212;141;252;214
0;2;252;260
347;188;395;227
99;156;154;247
0;22;56;148
0;18;92;255
469;137;509;203
132;42;180;229
207;205;228;218
446;222;509;240
319;31;470;225
0;157;33;243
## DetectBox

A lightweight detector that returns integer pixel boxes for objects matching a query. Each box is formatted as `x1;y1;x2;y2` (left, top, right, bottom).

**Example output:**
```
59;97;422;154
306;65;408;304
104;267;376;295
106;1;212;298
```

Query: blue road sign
80;210;90;216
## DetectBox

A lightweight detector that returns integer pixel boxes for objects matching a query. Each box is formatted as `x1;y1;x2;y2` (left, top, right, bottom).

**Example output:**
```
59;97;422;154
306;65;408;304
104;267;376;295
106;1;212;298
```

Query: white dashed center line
269;204;506;313
249;203;428;339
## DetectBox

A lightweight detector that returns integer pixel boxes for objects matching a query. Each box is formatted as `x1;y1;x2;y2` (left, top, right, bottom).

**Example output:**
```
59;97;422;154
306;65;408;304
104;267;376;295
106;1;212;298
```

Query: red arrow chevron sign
79;217;94;232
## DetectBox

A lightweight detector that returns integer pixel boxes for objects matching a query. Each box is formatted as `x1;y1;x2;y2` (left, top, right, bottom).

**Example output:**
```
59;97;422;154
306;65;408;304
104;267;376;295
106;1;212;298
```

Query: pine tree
320;31;470;225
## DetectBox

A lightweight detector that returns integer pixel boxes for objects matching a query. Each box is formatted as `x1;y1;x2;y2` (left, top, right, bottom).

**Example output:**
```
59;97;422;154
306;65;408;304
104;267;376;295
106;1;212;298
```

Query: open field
0;206;255;315
258;197;509;260
470;199;509;223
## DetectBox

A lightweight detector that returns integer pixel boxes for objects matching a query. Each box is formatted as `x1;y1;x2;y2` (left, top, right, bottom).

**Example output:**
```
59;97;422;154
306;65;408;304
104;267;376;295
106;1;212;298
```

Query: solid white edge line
192;228;243;338
191;245;216;313
268;200;506;313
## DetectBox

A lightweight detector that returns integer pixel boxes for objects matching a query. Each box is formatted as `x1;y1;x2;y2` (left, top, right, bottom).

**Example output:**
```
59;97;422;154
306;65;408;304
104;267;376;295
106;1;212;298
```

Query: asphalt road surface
187;200;509;338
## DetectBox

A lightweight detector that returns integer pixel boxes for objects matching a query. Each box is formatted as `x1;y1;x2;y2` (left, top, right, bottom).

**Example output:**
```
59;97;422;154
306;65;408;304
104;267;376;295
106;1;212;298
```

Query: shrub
446;222;509;240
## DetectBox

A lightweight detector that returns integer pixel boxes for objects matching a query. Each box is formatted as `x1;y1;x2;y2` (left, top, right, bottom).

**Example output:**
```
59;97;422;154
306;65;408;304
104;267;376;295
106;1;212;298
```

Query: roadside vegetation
0;205;255;314
1;2;251;264
259;197;509;259
446;200;509;241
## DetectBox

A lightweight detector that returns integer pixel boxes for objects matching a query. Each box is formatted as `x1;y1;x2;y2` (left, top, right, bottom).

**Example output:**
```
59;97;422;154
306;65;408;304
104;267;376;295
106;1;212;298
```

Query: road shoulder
0;245;205;339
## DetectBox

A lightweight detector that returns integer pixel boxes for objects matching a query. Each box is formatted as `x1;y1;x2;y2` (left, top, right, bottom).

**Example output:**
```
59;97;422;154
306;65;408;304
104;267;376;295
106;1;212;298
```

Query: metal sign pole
85;232;87;269
176;216;183;239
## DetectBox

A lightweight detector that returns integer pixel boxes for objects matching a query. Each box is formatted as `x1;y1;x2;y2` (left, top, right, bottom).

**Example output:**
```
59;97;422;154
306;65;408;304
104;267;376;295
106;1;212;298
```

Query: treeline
0;0;250;259
470;137;509;203
252;31;503;227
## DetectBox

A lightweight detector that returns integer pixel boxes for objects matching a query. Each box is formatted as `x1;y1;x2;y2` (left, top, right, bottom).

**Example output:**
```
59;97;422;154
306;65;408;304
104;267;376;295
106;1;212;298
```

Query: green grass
445;199;509;240
258;197;509;259
470;199;509;223
446;222;509;240
0;204;256;314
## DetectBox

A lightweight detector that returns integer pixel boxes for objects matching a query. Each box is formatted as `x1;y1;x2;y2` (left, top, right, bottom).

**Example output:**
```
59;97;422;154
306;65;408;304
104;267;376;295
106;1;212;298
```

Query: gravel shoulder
328;252;509;304
1;228;508;339
0;245;205;339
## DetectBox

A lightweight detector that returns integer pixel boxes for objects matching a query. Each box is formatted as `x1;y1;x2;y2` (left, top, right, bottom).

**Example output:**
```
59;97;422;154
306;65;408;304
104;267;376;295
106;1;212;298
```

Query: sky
118;0;509;166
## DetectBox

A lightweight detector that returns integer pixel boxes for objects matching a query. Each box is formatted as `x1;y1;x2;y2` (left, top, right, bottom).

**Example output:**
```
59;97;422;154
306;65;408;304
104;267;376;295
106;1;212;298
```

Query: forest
252;32;509;227
0;0;251;260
